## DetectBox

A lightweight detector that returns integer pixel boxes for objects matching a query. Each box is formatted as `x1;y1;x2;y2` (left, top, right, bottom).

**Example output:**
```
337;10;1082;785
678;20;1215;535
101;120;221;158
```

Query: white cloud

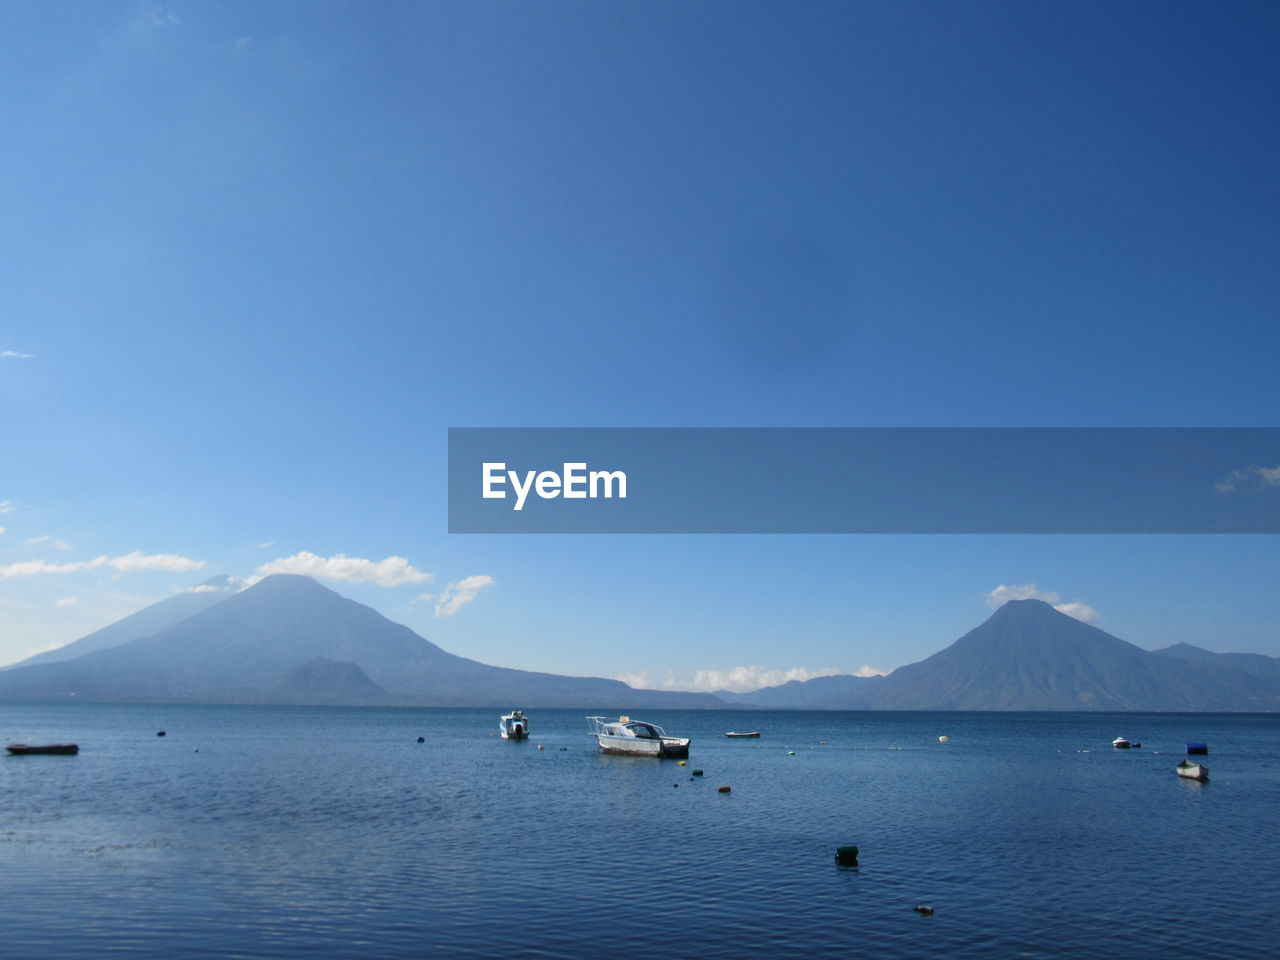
53;596;79;607
687;664;844;693
615;671;649;689
0;500;13;514
984;583;1099;623
252;540;275;549
1051;601;1099;622
25;535;72;551
1216;464;1280;493
433;575;494;617
252;551;433;587
108;551;205;573
1;351;33;359
0;527;5;536
150;8;180;27
0;551;205;578
177;578;242;594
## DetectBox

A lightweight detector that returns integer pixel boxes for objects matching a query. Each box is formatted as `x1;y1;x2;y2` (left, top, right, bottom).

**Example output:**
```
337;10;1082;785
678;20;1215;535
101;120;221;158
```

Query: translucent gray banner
448;428;1280;533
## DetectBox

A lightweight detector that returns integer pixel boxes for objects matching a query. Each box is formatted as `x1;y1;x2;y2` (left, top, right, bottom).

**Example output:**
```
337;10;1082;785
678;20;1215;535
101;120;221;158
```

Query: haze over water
3;704;1277;959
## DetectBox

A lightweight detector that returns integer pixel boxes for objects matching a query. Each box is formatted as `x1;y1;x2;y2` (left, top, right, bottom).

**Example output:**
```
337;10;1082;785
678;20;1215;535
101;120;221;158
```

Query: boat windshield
625;723;663;739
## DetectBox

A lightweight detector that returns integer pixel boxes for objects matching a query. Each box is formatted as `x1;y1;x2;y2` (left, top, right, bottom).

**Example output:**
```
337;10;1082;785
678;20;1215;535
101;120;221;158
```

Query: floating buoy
193;748;198;753
692;769;704;776
787;750;796;755
678;760;687;766
538;745;545;750
717;785;731;793
417;736;425;743
834;845;859;865
914;905;934;916
156;731;166;737
819;740;828;745
673;783;679;788
938;736;949;742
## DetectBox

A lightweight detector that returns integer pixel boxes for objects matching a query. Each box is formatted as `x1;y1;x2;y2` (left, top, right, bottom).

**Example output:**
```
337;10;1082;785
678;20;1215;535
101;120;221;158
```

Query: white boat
1176;760;1209;782
499;710;529;740
587;716;690;758
1112;737;1133;748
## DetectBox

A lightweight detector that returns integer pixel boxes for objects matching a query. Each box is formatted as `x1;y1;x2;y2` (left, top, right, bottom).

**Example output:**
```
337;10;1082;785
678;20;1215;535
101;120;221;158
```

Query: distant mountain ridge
0;574;724;709
6;575;240;669
715;673;884;708
729;600;1280;712
2;583;1276;711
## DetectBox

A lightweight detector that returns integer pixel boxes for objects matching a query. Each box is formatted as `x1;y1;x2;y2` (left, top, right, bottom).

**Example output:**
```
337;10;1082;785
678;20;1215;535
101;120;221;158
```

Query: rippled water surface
2;705;1277;959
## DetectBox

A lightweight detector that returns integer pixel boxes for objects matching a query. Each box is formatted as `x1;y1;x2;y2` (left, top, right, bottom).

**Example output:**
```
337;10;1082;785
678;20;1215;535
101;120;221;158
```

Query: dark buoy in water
417;736;425;743
914;905;934;916
835;845;859;865
692;769;704;776
717;785;731;793
156;730;166;737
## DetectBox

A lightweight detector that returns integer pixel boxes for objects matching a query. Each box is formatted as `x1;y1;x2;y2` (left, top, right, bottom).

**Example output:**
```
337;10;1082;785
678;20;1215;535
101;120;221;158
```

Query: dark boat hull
6;743;79;755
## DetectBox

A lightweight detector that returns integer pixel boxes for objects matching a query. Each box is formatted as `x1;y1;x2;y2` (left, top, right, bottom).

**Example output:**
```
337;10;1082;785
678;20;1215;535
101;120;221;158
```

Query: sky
2;1;1278;690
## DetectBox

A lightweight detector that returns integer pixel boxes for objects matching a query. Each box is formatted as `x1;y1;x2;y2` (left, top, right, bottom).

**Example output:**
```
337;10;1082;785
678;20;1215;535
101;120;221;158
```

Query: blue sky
2;2;1277;687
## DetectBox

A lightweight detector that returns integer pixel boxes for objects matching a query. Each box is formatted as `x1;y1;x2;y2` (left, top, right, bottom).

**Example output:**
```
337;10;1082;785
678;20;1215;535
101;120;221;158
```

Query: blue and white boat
587;716;690;758
499;710;529;740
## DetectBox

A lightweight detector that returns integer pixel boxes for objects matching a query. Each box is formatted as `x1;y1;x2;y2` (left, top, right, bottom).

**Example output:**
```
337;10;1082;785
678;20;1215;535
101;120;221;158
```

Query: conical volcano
865;599;1274;710
0;574;722;708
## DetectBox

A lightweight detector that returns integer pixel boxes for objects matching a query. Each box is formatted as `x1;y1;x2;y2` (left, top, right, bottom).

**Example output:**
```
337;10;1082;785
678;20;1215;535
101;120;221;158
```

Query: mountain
5;575;241;669
726;600;1280;711
1152;642;1280;682
715;674;884;708
0;574;723;709
870;600;1280;710
270;658;388;704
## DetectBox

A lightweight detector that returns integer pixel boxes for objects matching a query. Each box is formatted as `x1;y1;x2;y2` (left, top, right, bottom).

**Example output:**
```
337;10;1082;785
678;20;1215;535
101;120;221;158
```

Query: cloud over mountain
252;552;433;587
984;583;1098;623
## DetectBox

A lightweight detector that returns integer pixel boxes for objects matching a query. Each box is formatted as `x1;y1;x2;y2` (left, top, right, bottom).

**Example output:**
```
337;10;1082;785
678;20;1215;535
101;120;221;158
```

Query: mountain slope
715;674;883;707
862;600;1280;711
6;575;240;669
0;574;723;708
1152;642;1280;681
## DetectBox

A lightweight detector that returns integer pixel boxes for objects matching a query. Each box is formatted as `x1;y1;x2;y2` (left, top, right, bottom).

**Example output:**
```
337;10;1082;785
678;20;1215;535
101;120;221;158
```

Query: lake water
2;704;1277;959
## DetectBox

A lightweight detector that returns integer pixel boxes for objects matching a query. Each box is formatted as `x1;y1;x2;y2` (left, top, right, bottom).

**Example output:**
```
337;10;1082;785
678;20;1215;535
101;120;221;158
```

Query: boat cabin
594;717;667;740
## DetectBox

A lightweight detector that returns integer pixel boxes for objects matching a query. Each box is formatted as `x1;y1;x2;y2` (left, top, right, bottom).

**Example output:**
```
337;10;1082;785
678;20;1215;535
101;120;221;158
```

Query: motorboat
6;743;79;755
587;716;690;758
1112;737;1134;748
724;731;760;738
499;710;529;740
1176;759;1209;782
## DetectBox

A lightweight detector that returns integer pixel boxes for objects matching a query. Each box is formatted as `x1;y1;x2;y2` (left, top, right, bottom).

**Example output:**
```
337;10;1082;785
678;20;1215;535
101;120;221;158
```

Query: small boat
587;716;690;758
1176;760;1209;782
1112;737;1133;749
724;731;761;738
499;710;529;740
6;743;79;755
